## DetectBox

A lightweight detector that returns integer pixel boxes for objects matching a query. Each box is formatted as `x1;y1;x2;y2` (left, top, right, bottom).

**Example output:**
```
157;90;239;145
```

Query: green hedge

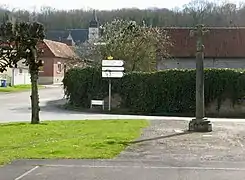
63;67;245;115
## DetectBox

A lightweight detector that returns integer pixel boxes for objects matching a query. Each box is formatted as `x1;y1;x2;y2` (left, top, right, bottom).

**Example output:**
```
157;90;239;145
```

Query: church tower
66;31;75;46
88;10;99;42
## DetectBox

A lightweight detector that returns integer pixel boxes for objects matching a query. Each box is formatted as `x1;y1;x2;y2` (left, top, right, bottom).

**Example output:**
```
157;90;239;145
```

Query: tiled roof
43;39;78;59
163;27;245;58
0;40;78;60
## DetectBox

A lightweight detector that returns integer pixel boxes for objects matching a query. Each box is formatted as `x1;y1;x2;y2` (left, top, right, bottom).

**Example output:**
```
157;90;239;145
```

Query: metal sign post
102;58;124;111
108;78;111;111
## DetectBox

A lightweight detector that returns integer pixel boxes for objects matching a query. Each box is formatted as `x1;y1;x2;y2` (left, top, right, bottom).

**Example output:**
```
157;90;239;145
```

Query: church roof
45;29;88;45
45;10;99;44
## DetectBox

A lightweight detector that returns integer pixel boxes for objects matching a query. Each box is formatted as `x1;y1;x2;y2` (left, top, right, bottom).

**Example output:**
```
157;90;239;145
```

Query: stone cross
189;24;212;132
190;24;209;52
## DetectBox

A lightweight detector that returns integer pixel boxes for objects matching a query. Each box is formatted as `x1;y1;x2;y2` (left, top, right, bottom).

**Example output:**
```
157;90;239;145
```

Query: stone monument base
189;118;212;132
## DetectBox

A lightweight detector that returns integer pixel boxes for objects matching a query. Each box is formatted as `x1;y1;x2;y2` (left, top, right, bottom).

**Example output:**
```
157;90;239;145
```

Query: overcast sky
1;0;243;11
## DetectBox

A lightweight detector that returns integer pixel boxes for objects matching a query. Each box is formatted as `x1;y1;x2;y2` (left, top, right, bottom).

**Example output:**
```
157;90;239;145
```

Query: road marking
44;164;245;171
203;134;212;137
15;166;39;180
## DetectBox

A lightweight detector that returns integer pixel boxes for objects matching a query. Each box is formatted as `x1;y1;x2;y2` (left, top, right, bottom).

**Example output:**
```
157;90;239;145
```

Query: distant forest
0;0;245;30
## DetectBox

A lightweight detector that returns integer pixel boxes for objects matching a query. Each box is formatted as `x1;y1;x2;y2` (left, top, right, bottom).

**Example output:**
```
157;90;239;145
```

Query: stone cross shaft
188;24;212;132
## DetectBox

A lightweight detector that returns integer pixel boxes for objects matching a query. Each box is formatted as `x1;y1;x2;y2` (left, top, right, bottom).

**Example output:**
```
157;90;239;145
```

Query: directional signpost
102;71;124;78
102;58;124;111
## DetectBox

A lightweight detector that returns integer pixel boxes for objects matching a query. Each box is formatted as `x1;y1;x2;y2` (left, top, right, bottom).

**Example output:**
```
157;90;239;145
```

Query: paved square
119;121;245;162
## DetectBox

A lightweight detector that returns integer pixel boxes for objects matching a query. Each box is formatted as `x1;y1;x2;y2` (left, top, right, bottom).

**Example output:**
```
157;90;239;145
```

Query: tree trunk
131;61;136;71
29;47;40;124
30;69;40;124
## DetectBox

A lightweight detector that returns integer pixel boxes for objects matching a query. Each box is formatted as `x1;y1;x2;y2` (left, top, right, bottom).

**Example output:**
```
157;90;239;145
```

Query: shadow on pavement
9;99;117;115
8;99;86;115
131;130;192;144
40;99;100;115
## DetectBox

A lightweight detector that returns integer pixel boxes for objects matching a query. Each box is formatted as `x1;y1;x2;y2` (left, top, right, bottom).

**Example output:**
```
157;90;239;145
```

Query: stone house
157;27;245;70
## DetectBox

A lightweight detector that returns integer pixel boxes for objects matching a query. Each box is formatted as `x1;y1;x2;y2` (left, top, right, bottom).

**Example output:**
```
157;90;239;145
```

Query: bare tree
183;0;215;25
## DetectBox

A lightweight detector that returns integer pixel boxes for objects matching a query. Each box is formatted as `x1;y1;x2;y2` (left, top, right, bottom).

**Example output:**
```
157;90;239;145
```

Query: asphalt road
1;159;245;180
1;86;245;123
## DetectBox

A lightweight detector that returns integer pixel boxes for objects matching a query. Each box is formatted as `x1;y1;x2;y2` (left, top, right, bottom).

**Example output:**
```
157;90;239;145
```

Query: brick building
38;39;78;85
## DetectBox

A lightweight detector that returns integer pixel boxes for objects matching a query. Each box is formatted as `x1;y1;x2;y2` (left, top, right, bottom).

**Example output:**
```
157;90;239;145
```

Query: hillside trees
0;0;244;29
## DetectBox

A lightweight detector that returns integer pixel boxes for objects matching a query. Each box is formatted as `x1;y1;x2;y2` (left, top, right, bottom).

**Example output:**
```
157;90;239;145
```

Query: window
39;60;44;72
57;62;62;73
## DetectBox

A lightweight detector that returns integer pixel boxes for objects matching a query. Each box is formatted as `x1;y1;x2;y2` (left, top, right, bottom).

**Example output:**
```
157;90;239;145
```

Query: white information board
102;66;124;71
102;60;124;67
102;71;124;78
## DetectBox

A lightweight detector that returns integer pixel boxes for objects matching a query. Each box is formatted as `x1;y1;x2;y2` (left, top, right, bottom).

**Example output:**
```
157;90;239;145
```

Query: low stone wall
103;94;122;109
102;93;245;117
39;76;63;85
38;76;53;85
206;98;245;118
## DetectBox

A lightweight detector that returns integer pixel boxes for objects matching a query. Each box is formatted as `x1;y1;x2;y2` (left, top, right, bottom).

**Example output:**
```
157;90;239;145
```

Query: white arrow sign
102;66;124;71
102;60;124;67
102;71;124;78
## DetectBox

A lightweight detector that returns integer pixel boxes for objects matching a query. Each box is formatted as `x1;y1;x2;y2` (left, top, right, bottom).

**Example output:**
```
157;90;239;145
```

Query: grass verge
0;84;44;92
0;120;148;165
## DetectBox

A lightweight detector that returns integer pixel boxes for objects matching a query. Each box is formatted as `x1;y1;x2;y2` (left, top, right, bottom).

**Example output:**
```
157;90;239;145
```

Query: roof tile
163;27;245;58
43;39;78;59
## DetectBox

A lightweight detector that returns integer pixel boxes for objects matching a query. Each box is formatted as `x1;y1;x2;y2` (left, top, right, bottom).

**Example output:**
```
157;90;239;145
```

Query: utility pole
189;24;212;132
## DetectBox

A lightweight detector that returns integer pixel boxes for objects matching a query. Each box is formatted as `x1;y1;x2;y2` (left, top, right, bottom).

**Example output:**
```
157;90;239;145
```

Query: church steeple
92;10;97;22
88;9;100;42
89;10;99;28
67;31;73;41
66;31;75;46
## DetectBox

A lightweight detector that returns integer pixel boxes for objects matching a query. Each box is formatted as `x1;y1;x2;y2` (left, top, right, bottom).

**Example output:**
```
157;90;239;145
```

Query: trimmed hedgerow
63;67;245;114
